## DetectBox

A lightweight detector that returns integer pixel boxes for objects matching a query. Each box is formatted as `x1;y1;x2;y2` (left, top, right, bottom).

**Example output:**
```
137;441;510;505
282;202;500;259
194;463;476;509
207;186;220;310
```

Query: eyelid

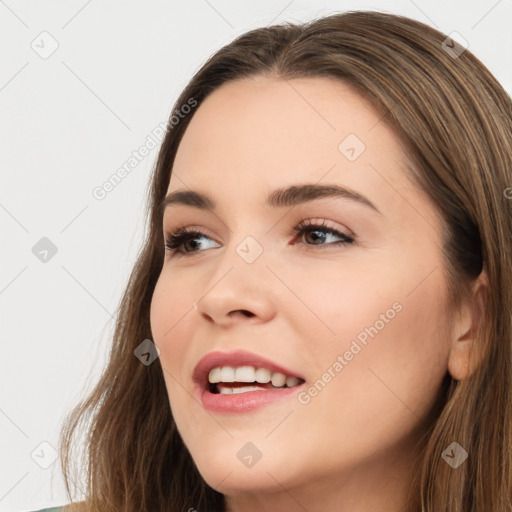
293;217;355;238
163;226;220;256
163;217;355;258
163;217;351;239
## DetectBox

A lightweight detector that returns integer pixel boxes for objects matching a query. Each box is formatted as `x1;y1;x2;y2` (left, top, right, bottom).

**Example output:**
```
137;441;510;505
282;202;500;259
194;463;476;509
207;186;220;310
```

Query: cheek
296;260;450;438
150;272;201;441
282;251;450;409
149;271;196;376
284;247;449;361
149;272;221;460
270;258;405;372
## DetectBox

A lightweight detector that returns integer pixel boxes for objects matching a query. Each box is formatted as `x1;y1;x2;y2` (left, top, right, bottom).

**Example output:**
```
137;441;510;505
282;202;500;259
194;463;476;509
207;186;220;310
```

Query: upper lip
193;349;305;389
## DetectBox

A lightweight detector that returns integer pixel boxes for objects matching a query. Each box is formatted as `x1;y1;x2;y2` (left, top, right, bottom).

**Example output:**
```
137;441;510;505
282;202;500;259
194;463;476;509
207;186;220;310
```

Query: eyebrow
160;183;382;215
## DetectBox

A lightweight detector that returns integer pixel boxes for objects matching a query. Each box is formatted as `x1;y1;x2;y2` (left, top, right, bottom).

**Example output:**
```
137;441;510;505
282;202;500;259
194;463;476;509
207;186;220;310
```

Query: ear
447;269;489;381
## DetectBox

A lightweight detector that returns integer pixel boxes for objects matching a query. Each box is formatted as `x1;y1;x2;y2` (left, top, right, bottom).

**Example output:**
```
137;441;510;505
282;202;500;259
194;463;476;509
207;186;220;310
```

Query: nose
193;248;277;327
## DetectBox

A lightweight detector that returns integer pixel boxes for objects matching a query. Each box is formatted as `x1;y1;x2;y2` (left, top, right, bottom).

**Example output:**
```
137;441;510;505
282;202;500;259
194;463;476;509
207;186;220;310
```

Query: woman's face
150;76;453;509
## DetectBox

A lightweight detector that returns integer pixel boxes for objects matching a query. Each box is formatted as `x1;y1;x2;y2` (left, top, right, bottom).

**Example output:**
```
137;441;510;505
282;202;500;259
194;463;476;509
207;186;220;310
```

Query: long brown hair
59;10;512;512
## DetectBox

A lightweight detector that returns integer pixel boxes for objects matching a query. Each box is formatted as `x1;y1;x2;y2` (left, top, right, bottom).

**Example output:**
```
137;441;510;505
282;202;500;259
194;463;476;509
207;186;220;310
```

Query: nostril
200;312;214;323
227;309;254;318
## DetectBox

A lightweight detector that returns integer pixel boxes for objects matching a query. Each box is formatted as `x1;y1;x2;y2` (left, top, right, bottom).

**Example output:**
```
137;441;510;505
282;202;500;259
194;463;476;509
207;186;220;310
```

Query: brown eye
293;220;354;247
164;228;220;256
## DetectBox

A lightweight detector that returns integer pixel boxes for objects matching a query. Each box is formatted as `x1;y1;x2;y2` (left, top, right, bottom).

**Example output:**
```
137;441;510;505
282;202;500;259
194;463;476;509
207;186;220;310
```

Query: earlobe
447;270;489;381
447;345;471;381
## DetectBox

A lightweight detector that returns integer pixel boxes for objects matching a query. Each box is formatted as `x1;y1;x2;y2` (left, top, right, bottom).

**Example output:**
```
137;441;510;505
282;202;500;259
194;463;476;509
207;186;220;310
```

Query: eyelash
163;219;354;257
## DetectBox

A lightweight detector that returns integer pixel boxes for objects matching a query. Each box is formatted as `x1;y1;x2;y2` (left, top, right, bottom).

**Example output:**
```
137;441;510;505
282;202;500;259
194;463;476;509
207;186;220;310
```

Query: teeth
235;366;257;382
219;385;263;394
208;365;302;388
255;367;271;383
219;367;235;382
271;372;286;387
286;376;300;387
209;367;222;383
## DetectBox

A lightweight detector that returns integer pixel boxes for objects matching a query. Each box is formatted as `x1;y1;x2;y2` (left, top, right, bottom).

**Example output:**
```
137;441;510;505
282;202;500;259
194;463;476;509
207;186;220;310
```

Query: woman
35;9;512;512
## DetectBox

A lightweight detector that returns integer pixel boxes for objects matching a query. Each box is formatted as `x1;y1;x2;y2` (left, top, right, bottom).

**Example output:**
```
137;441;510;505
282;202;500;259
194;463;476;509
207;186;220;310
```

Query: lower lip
196;383;304;413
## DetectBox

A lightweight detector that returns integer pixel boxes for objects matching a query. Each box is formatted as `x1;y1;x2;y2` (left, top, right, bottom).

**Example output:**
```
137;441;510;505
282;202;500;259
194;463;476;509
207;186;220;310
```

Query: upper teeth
208;366;300;388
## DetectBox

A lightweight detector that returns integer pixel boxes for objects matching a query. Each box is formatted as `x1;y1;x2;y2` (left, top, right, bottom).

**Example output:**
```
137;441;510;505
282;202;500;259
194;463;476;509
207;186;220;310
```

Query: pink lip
197;385;305;413
192;349;306;414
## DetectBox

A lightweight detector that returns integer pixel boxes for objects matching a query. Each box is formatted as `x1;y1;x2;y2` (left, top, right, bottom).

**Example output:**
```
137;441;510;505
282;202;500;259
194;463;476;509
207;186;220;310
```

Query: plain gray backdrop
1;1;511;511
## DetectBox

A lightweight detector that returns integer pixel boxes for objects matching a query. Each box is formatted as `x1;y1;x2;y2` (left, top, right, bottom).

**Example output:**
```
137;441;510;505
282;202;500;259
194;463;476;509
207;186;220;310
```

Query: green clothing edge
29;507;66;512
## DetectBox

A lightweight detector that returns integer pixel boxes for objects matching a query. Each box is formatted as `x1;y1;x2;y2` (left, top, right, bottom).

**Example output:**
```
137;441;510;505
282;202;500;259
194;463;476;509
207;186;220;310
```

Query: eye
164;227;219;256
163;219;354;257
292;218;354;247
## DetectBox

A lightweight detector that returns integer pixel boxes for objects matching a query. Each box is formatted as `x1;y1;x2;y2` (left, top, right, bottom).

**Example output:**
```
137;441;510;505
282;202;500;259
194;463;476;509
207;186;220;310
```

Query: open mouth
207;365;306;395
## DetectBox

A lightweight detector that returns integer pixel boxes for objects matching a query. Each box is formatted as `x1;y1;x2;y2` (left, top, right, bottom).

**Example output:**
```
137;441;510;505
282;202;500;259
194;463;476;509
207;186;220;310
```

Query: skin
149;76;487;512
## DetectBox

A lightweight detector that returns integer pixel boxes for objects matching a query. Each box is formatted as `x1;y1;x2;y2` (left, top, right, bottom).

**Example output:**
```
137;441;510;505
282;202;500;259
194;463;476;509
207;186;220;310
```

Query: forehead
173;76;391;172
167;76;436;229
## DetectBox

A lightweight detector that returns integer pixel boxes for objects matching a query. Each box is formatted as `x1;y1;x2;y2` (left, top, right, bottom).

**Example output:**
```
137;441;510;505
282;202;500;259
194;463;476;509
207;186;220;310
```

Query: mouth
193;350;306;413
207;365;305;394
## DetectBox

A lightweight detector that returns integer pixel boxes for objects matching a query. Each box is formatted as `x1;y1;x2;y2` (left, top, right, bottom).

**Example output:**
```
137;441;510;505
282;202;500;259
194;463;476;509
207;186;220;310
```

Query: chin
183;435;298;494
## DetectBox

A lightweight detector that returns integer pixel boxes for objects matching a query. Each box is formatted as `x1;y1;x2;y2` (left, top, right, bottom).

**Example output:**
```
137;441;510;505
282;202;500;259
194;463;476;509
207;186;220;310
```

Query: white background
1;1;510;511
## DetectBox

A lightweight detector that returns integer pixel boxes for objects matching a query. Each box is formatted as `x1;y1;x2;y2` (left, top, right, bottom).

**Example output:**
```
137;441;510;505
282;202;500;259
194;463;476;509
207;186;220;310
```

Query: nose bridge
209;230;269;294
195;227;276;321
211;207;272;278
